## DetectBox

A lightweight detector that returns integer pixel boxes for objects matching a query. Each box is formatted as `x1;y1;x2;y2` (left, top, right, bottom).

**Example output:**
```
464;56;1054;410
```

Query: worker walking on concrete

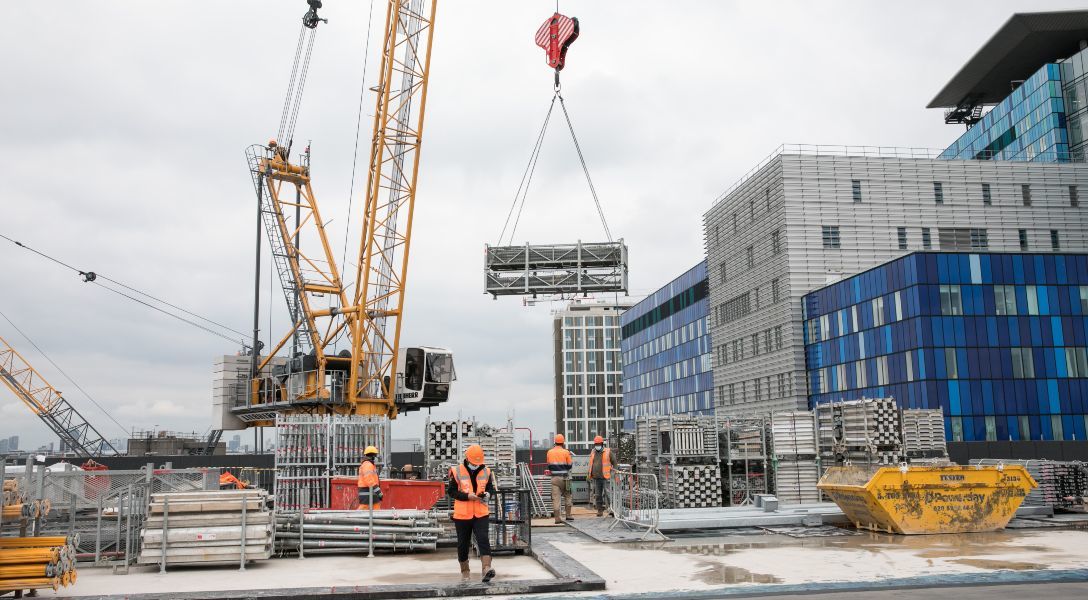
447;444;497;583
546;434;574;524
588;435;616;517
357;446;383;510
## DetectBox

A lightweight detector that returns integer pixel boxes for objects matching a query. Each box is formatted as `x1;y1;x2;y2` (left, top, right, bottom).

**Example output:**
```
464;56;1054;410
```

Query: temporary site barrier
607;470;661;539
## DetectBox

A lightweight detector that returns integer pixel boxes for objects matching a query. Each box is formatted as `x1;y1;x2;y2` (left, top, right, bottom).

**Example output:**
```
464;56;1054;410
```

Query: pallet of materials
658;464;722;509
138;489;273;567
275;510;443;555
773;459;821;505
900;409;948;460
770;411;817;457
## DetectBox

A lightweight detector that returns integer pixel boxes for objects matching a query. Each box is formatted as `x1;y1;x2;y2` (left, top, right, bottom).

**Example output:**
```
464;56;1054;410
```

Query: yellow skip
818;464;1037;534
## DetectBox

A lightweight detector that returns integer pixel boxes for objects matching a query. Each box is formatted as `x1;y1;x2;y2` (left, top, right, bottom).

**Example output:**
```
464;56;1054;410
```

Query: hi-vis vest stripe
589;448;612;479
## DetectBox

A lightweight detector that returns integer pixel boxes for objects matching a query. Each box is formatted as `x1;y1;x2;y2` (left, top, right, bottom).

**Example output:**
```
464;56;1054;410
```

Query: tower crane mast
231;0;446;426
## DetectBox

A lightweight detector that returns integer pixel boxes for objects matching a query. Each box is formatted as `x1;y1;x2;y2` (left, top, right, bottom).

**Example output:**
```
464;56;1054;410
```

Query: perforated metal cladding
704;153;1088;418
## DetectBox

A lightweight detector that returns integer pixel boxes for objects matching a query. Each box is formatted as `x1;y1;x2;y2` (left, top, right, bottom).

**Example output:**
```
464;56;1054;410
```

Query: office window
746;246;754;269
1019;229;1029;251
951;418;964;442
876;355;889;386
731;340;739;362
1020;416;1031;441
1070;185;1079;207
1066;348;1088;378
1011;348;1035;379
921;228;932;249
872;296;885;327
733;212;738;234
1051;229;1061;250
822;225;841;249
777;373;785;397
982;183;992;205
751;333;759;356
896;227;907;250
754;287;760;309
938;228;974;250
1021;184;1031;206
852;179;862;202
771;278;780;303
970;228;988;249
905;351;914;382
939;284;963;316
766;188;772;212
855;360;867;388
719;262;727;283
754;378;762;402
764;328;772;354
1080;286;1088;313
771;230;781;254
749;199;755;220
713;224;720;246
985;416;997;441
727;383;735;405
774;325;783;350
933;182;944;204
944;349;958;379
995;285;1018;315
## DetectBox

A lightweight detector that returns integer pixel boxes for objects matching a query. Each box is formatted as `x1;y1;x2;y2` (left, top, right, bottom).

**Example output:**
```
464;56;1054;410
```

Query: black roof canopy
928;10;1088;109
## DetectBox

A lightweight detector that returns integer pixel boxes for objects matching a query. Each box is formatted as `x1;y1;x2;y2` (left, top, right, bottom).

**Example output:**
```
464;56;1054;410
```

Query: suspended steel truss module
0;335;119;458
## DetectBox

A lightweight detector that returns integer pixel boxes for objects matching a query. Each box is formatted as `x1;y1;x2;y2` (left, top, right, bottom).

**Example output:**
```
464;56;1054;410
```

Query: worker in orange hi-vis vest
546;434;574;524
357;446;383;510
447;444;497;583
588;435;616;517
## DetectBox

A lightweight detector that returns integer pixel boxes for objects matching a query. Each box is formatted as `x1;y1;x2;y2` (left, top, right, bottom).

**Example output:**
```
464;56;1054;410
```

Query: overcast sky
1;0;1083;451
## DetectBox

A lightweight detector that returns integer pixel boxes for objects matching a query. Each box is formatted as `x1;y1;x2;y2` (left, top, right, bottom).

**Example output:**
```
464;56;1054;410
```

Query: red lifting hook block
535;12;580;72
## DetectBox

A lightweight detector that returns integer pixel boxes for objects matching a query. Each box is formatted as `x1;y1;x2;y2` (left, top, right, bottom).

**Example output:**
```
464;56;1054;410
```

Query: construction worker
588;435;616;517
357;446;383;510
447;444;496;583
546;434;574;524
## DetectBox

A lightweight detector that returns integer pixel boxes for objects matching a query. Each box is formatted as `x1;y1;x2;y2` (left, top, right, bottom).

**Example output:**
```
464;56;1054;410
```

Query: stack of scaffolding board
769;411;820;505
900;409;949;463
816;398;903;466
721;418;769;505
139;489;272;567
656;464;722;508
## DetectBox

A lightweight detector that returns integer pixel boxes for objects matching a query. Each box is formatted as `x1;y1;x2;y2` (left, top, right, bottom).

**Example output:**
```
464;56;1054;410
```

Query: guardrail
608;470;661;539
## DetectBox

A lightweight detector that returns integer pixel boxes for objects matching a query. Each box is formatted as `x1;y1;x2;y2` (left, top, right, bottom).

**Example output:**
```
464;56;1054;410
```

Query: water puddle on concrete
694;561;781;584
950;558;1049;570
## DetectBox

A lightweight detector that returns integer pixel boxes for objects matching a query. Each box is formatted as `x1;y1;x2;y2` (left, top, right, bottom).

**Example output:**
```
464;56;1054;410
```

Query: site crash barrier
608;469;662;539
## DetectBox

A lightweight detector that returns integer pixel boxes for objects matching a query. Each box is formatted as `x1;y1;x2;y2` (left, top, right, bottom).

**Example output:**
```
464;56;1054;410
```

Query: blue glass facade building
803;252;1088;442
620;262;714;429
941;63;1068;162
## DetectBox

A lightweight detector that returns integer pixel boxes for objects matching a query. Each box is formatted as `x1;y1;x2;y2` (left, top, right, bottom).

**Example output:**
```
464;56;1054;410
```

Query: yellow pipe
0;576;60;591
0;537;71;549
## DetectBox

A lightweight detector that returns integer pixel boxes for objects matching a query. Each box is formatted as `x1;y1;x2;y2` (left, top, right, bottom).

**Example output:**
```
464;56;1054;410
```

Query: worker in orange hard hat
588;435;616;517
447;444;497;583
357;446;383;510
546;434;574;524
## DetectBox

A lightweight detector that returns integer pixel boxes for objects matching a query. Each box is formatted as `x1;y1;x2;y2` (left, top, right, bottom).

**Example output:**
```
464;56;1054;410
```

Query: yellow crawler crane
234;0;446;426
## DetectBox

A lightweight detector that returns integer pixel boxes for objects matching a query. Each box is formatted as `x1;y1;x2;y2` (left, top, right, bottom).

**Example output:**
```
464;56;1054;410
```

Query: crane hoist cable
0;233;250;348
497;11;613;246
277;1;327;156
0;306;129;438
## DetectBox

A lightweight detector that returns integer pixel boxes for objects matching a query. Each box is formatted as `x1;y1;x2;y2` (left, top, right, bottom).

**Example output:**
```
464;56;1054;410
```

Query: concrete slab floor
540;527;1088;597
38;551;554;598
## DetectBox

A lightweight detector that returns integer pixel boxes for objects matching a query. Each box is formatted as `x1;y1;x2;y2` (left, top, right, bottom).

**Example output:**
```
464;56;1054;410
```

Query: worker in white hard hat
357;446;383;510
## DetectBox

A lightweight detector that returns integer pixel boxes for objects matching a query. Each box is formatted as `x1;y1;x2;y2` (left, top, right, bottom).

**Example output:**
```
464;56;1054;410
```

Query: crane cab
394;346;454;413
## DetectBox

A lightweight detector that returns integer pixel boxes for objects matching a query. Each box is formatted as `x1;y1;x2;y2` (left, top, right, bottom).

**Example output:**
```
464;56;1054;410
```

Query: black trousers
454;516;491;562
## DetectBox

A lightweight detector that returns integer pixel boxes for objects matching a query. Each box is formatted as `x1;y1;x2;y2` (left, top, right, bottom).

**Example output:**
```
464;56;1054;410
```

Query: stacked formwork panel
139;489;273;568
769;411;820;505
424;419;474;481
816;398;903;466
720;418;770;506
274;414;389;510
462;432;516;489
900;409;949;464
636;415;722;508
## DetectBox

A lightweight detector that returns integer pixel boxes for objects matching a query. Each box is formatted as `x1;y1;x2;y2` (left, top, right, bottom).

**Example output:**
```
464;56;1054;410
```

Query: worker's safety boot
459;560;471;582
481;555;496;583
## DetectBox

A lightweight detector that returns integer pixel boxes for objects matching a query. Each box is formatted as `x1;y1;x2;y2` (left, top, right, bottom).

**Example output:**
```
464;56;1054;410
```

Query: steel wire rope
278;24;309;144
496;95;558;246
0;233;249;346
557;92;613;242
91;279;248;348
0;306;129;438
285;30;319;148
332;0;378;352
